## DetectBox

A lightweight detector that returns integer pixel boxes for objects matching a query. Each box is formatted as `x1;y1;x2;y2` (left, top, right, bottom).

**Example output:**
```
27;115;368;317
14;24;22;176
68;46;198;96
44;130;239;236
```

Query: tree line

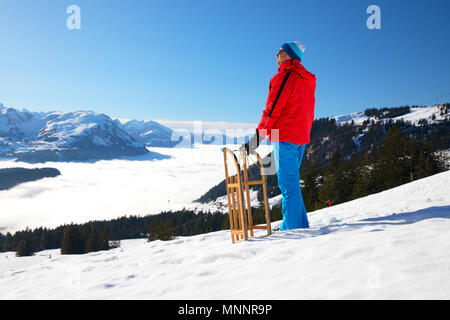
299;123;447;211
1;224;119;257
0;207;284;257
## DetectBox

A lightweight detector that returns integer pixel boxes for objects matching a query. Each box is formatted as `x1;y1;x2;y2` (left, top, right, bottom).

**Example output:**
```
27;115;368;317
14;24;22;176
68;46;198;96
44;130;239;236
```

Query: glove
243;129;260;156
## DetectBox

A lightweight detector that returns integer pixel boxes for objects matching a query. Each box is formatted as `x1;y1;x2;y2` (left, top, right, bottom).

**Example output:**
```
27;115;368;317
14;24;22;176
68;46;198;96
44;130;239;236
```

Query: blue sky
0;0;449;123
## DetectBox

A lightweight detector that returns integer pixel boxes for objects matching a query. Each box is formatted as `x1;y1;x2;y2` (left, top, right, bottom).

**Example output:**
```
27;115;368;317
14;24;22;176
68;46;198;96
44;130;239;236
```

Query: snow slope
1;170;449;299
333;105;446;126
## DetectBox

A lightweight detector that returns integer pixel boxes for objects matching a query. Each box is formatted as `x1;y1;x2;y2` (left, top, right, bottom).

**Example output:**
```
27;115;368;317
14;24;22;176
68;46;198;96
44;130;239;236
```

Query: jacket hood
278;59;316;80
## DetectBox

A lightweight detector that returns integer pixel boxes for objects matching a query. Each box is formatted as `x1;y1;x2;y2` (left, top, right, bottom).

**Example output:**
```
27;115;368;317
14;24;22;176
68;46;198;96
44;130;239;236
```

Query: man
244;41;316;231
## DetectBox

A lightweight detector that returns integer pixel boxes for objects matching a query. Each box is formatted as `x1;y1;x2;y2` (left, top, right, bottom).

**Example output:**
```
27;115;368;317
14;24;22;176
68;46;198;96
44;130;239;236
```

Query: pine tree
413;139;443;179
15;239;35;257
301;162;321;211
222;213;231;230
270;205;283;222
61;224;85;254
85;226;103;253
148;219;176;242
318;150;345;206
351;163;373;200
252;201;269;225
372;124;410;191
2;232;14;252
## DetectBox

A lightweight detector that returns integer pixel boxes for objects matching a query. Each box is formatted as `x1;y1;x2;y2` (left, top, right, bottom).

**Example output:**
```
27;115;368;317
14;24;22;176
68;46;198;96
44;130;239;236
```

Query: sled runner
222;148;271;243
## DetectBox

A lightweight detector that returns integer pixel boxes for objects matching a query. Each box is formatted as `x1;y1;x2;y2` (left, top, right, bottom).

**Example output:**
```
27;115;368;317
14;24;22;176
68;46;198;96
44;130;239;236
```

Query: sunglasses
277;49;286;56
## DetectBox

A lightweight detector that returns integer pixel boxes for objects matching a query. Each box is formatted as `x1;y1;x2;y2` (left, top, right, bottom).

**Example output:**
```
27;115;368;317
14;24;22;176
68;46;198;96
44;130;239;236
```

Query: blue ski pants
272;141;310;230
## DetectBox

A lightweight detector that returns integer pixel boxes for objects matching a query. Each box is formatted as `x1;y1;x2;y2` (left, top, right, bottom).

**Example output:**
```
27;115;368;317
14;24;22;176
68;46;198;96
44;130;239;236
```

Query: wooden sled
223;148;271;243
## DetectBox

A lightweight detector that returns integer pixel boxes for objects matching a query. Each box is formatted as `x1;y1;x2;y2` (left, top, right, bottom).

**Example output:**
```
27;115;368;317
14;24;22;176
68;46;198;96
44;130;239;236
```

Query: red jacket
257;59;316;145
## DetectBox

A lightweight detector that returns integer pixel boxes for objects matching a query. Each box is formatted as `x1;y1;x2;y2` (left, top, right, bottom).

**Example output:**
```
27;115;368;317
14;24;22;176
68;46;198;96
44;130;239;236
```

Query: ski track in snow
0;170;449;299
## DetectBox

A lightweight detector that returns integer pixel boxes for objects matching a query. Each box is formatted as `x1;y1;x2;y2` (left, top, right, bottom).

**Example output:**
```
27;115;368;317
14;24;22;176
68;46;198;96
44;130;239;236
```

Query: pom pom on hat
281;41;306;62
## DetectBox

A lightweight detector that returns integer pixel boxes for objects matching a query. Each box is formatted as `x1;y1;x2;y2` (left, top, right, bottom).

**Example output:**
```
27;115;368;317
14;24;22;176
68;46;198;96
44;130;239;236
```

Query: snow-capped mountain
121;119;179;147
0;105;149;163
0;106;47;140
120;119;247;147
0;102;244;162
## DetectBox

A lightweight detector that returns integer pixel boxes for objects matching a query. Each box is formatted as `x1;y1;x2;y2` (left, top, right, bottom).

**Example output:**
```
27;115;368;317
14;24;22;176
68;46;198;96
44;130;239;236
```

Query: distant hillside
0;167;61;190
197;103;450;206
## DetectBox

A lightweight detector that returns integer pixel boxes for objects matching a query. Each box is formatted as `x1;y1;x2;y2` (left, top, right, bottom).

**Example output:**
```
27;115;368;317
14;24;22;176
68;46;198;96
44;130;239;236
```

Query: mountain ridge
1;102;448;163
0;106;150;162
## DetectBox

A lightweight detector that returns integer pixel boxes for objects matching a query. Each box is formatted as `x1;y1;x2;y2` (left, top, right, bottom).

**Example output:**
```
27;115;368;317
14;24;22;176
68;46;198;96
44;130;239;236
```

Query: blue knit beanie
281;41;306;62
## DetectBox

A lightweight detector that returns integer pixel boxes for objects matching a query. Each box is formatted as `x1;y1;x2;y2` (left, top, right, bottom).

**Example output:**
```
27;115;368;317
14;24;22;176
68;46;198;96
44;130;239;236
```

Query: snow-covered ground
0;144;273;233
1;170;449;299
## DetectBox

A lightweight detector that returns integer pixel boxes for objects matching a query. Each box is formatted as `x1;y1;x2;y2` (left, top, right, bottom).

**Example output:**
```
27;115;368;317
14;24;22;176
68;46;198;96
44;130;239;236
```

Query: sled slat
245;180;264;186
223;148;271;243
